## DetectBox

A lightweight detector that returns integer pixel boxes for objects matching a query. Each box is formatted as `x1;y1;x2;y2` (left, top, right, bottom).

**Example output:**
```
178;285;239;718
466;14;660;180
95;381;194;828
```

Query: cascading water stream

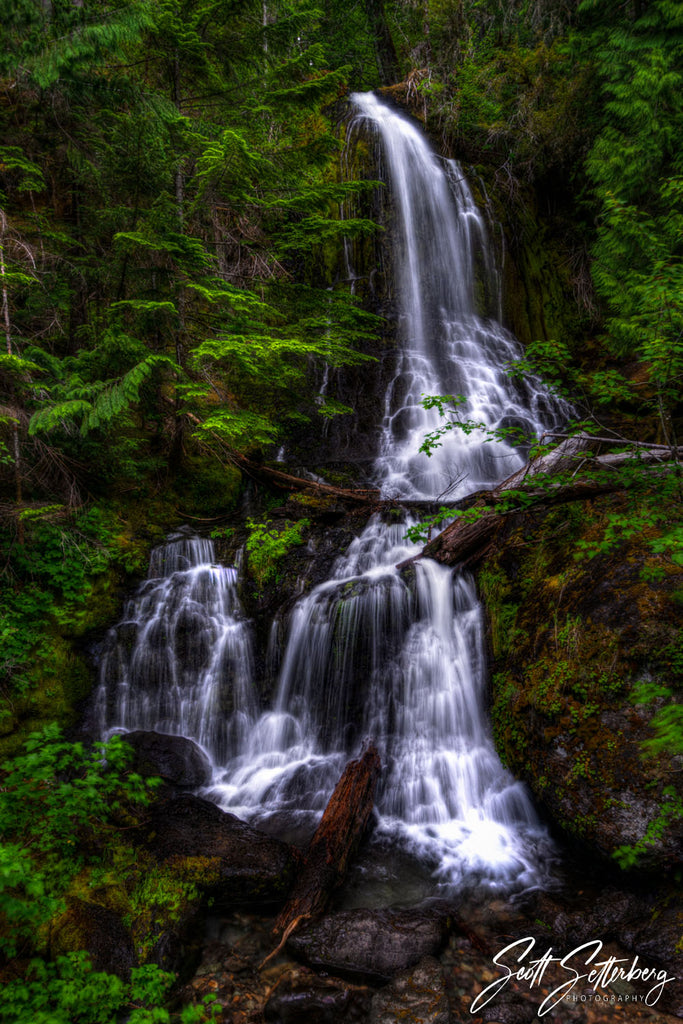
93;529;257;766
351;91;564;500
95;92;568;893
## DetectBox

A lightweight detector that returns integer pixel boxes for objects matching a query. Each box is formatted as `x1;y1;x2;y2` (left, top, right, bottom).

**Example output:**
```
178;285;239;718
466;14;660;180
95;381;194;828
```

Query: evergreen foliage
579;0;683;439
0;0;380;507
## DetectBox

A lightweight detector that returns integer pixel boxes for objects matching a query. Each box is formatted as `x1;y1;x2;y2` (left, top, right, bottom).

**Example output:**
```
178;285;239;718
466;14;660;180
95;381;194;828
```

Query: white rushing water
93;530;257;766
96;92;569;892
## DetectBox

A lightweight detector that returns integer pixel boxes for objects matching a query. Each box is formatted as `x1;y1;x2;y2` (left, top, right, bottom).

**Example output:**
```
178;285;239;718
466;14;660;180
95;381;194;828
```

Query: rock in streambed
286;903;453;983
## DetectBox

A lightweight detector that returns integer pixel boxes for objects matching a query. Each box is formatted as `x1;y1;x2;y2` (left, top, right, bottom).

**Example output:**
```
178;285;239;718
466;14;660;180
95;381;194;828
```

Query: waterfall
93;527;257;766
96;92;568;893
350;91;566;499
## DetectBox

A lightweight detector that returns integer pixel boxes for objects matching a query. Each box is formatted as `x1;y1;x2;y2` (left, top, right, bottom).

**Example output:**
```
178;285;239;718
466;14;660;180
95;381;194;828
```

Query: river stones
124;730;212;788
368;957;450;1024
286;904;453;983
137;795;300;904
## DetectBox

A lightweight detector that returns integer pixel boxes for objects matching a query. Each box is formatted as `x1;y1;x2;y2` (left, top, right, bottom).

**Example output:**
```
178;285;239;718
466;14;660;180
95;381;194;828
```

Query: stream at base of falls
92;91;570;899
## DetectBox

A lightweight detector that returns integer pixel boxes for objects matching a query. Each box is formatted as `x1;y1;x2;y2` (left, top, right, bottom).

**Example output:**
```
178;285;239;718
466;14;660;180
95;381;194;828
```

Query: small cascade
211;514;549;890
94;529;256;765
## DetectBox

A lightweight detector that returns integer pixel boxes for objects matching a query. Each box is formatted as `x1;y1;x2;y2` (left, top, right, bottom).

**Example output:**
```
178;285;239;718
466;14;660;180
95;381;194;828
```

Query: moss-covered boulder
478;495;683;872
50;898;136;979
136;795;300;905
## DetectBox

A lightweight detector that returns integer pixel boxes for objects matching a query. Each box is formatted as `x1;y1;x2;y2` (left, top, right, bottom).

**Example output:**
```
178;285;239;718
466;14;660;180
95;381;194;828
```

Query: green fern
29;355;177;437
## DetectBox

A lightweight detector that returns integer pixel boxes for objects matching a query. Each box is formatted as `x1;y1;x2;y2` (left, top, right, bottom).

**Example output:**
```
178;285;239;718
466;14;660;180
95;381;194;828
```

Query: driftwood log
414;434;683;569
272;743;381;940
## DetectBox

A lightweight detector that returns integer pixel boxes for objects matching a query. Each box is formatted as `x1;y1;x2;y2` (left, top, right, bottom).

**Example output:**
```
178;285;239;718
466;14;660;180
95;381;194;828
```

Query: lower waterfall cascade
94;92;570;894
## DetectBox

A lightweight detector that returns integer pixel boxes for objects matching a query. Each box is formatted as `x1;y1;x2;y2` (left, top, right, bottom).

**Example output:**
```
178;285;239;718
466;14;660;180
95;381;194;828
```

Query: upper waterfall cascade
95;93;568;892
349;91;567;500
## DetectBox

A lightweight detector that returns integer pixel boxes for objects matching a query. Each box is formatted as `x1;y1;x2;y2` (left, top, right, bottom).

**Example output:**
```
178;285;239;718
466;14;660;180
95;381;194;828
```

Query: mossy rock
173;456;241;517
0;636;94;760
59;846;211;973
50;897;137;979
127;857;211;969
136;795;300;905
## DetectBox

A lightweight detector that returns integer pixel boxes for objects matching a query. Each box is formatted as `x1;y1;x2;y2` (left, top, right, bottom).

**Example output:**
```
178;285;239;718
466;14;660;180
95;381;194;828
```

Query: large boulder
286;904;453;983
137;795;299;905
124;730;212;788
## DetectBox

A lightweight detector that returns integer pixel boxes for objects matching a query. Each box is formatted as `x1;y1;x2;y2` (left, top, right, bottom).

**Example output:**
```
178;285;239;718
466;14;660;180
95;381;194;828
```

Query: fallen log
228;450;382;506
491;433;683;497
184;412;381;507
409;434;683;570
419;479;624;568
272;743;381;940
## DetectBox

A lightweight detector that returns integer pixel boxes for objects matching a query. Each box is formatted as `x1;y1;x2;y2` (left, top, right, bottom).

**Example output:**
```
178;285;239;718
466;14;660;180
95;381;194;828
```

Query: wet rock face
138;795;300;904
478;497;683;873
286;904;453;983
124;730;212;789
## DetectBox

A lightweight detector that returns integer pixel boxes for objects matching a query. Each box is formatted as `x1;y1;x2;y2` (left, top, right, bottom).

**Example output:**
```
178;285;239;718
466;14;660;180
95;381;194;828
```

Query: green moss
52;846;221;965
289;491;338;511
0;637;94;760
173;455;242;518
478;565;522;659
70;866;132;920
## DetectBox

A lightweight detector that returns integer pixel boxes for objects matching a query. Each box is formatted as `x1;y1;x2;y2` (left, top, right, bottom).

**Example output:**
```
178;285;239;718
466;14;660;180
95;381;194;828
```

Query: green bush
245;517;310;586
0;725;157;957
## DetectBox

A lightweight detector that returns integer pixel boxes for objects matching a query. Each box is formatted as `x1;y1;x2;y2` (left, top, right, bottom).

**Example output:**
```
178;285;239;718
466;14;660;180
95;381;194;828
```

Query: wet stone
124;730;212;788
369;956;449;1024
286;904;453;984
138;795;299;905
264;974;372;1024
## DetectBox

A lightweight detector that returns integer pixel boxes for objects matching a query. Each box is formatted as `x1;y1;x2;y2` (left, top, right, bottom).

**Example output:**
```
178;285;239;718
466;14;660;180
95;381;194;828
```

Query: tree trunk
273;743;381;938
365;0;400;86
0;213;24;543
